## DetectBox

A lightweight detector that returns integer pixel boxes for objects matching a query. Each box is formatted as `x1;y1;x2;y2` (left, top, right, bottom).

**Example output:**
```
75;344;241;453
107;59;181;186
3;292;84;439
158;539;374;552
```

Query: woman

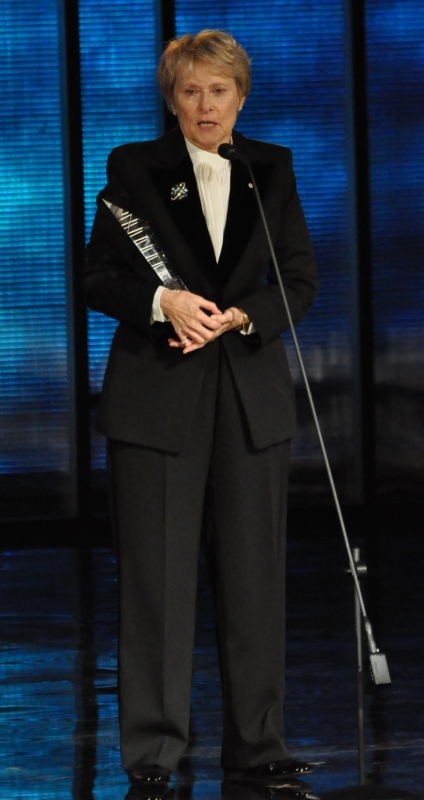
85;30;318;789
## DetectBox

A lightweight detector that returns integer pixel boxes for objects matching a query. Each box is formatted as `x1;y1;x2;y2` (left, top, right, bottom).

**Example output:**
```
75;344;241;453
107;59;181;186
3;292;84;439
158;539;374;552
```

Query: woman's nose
198;92;213;111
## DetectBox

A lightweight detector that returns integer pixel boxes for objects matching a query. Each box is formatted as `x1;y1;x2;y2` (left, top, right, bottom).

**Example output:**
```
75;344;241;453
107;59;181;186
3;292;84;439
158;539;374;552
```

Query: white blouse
185;137;231;261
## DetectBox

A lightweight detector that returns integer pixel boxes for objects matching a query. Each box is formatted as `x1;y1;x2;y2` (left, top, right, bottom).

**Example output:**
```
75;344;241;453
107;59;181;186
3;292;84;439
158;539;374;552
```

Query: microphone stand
218;144;417;800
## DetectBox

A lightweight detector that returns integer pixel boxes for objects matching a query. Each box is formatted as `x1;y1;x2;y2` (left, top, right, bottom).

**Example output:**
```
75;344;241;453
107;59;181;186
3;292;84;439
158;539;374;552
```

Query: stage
0;506;422;798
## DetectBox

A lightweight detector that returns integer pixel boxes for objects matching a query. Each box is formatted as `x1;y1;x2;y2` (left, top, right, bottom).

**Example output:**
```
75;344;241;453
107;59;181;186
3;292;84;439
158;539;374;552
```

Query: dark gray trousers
107;344;291;773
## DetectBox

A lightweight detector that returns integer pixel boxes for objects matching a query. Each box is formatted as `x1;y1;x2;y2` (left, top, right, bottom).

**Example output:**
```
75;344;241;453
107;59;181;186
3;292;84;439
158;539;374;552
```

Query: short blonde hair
157;30;251;109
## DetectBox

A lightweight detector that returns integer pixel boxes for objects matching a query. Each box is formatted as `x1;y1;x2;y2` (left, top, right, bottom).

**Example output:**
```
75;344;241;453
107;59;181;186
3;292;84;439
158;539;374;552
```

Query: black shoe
127;763;172;787
224;759;314;785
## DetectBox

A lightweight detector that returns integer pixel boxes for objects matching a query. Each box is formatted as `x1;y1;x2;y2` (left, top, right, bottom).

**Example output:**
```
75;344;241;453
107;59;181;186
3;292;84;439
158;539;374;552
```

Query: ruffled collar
184;137;230;169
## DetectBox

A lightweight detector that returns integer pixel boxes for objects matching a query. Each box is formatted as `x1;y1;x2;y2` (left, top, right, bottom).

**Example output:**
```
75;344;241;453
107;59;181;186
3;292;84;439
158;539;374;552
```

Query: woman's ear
237;94;246;112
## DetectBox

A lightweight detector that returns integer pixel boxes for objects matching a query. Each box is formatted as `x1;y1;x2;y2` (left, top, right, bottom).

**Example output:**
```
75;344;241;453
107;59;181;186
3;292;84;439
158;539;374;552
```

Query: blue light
0;0;68;474
78;0;162;468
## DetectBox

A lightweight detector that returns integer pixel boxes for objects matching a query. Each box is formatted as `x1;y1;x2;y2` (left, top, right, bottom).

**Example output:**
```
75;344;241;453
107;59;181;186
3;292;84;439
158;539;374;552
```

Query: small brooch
170;182;188;201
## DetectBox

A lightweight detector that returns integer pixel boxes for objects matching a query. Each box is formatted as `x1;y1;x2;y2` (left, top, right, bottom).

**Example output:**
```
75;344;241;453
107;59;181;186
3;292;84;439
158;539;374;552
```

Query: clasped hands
160;289;245;354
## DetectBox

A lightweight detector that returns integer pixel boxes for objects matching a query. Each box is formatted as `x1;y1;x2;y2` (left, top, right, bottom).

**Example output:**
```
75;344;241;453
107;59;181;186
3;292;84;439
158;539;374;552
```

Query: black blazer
84;126;318;453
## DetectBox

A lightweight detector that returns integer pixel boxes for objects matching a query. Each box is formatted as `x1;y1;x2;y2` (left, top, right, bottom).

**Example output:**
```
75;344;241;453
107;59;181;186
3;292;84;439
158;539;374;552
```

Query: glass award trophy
103;199;187;291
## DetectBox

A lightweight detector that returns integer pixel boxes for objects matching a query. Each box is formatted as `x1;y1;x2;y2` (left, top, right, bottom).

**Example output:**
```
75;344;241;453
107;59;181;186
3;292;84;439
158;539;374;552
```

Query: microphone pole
218;141;388;684
217;143;420;800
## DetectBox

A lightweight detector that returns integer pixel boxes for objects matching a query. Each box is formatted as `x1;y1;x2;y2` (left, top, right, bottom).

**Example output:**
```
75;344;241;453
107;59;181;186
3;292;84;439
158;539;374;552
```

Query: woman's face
172;60;244;153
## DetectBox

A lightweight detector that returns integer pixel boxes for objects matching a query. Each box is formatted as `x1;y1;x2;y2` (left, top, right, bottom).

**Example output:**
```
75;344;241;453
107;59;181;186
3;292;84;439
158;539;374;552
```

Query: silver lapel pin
170;182;188;201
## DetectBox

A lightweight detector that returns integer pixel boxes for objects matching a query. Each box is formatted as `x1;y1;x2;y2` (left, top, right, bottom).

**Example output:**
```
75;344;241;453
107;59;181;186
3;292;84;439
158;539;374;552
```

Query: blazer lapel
222;131;284;303
148;156;218;288
217;158;274;285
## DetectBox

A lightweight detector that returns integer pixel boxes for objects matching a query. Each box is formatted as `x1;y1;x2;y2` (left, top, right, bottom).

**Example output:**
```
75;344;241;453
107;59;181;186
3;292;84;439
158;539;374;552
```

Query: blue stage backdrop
78;0;162;469
0;0;69;476
366;0;424;498
174;0;358;499
1;0;423;510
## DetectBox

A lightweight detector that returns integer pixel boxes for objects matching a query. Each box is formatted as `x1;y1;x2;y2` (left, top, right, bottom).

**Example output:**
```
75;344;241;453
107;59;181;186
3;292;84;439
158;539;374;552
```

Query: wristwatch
235;309;251;334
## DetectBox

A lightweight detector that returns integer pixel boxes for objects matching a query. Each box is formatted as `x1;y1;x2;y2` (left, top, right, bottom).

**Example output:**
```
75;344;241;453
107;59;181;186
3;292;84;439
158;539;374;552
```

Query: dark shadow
221;779;315;799
176;714;196;798
124;788;176;800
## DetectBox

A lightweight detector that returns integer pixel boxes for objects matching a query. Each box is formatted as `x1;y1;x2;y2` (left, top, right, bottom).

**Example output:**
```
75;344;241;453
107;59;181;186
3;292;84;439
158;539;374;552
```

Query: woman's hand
161;290;244;353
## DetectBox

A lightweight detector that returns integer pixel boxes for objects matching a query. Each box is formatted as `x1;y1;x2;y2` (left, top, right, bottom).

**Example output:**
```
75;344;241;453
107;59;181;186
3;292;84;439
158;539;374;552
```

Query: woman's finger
183;341;205;353
194;310;223;330
183;325;213;343
185;320;221;341
160;290;222;332
168;337;205;353
196;298;222;316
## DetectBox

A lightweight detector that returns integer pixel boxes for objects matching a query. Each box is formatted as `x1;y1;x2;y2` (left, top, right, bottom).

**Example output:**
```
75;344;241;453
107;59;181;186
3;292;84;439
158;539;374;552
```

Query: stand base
319;786;418;800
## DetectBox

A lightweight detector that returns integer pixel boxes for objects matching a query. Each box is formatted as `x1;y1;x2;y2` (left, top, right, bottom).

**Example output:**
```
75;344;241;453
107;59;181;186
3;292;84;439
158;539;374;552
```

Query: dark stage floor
0;507;423;799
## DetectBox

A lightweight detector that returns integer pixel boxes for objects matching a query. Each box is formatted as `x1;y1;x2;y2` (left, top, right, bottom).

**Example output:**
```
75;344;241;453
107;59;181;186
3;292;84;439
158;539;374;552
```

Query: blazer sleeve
234;151;318;347
84;148;159;335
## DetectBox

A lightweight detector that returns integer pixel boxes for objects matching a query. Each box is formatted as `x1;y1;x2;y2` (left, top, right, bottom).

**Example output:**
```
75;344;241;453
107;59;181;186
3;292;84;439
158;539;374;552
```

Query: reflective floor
0;507;423;799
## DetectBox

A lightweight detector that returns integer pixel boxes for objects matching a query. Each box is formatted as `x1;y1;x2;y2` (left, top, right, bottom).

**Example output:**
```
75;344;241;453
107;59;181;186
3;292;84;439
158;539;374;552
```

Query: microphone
217;143;246;162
